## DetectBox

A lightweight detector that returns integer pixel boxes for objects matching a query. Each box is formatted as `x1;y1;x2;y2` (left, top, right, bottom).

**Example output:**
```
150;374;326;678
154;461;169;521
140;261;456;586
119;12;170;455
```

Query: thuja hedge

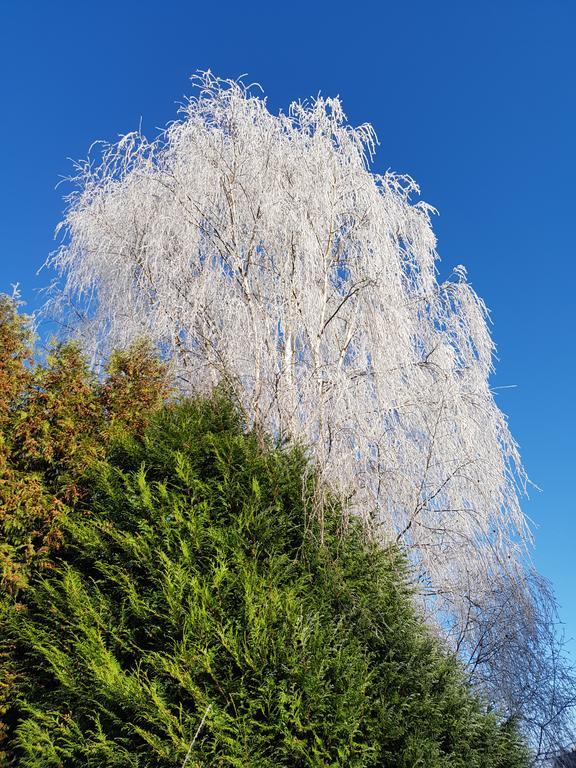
0;293;170;759
0;294;170;595
3;391;529;767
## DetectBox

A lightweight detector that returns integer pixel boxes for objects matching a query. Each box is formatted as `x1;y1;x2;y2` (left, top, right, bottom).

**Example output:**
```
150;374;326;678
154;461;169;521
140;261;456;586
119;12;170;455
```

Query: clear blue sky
1;1;574;652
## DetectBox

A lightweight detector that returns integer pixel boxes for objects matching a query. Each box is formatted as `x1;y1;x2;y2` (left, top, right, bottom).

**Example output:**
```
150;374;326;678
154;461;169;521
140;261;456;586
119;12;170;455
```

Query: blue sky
1;1;574;652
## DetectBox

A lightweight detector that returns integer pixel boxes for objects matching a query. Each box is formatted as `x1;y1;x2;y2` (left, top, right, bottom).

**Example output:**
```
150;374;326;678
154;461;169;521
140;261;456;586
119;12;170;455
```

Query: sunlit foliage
43;73;575;751
0;295;171;763
4;394;529;767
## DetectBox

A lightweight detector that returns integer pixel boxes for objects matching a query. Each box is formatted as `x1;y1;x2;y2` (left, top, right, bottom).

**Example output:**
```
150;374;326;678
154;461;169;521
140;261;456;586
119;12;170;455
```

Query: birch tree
44;72;574;755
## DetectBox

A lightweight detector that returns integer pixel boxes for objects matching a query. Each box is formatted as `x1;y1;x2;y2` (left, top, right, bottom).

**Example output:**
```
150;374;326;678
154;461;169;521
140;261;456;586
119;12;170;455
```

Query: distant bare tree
44;72;575;756
553;750;576;768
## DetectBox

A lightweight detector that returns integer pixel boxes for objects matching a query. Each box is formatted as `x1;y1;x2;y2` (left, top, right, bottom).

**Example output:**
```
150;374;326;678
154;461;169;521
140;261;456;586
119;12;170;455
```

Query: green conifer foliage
0;295;172;762
14;342;101;500
0;297;59;595
100;339;172;434
0;294;171;592
5;394;529;767
0;295;32;432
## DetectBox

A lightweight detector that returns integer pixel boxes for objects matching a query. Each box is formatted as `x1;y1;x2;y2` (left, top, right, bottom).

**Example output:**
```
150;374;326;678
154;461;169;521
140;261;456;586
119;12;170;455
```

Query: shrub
4;394;528;767
0;295;171;762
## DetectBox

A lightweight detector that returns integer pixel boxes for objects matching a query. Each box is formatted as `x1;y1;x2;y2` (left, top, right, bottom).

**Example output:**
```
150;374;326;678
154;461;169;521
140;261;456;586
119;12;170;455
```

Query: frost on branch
45;72;574;754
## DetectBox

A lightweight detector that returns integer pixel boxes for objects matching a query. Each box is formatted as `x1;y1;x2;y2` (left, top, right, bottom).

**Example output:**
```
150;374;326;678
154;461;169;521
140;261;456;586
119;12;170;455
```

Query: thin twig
181;704;212;768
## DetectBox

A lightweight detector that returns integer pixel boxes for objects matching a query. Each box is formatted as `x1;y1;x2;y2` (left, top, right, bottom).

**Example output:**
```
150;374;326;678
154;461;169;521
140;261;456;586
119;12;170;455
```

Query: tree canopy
42;73;576;751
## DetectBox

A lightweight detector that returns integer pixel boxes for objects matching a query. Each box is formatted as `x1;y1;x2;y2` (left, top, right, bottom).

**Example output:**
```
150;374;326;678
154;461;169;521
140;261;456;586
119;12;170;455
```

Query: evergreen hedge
0;294;171;761
4;393;528;766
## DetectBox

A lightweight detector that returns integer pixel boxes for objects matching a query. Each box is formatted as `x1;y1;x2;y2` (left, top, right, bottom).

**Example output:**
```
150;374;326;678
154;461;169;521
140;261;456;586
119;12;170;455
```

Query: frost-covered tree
44;72;574;755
